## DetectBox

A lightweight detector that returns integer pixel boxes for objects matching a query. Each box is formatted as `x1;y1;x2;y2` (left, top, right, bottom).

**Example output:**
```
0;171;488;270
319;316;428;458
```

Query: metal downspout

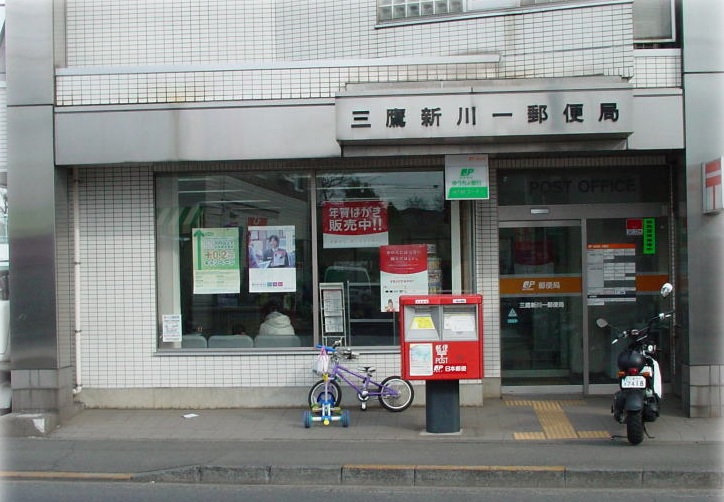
72;167;82;395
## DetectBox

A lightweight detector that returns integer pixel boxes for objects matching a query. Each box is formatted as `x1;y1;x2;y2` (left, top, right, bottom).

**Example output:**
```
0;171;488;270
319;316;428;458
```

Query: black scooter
596;283;673;445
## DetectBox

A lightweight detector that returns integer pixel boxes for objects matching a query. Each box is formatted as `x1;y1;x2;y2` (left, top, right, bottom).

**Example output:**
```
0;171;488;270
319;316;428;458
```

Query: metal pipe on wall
72;167;82;395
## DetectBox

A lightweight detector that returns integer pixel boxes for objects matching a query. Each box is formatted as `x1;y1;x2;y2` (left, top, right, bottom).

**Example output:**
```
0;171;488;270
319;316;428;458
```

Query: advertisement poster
248;225;296;293
513;227;554;274
322;201;389;249
192;227;241;294
380;244;428;312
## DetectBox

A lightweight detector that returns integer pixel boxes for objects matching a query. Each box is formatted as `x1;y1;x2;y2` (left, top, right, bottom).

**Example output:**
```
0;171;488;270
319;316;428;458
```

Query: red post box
399;294;483;381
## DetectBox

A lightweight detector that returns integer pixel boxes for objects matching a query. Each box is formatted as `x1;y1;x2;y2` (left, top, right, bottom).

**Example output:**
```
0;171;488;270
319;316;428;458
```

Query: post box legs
425;379;460;433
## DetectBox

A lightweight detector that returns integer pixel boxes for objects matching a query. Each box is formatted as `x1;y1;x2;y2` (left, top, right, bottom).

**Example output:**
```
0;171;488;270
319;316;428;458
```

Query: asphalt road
3;481;722;502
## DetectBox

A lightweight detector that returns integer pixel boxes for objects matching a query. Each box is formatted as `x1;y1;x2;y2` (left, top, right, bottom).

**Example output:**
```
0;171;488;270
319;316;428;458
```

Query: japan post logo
460;168;475;177
522;280;536;291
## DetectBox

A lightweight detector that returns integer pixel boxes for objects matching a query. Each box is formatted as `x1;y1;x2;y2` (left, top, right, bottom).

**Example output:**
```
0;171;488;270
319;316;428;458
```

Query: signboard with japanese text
322;200;389;248
191;227;241;294
499;276;582;295
336;86;632;143
380;244;428;312
445;154;490;200
248;225;296;293
587;243;636;305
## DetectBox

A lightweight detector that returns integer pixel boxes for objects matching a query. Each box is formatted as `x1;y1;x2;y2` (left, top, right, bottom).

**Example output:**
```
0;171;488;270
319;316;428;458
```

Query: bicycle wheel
378;376;414;412
308;379;342;408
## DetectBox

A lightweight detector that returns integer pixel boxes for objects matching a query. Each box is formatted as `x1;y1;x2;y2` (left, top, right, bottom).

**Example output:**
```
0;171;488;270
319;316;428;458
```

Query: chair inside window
208;334;254;348
181;334;207;348
254;335;301;348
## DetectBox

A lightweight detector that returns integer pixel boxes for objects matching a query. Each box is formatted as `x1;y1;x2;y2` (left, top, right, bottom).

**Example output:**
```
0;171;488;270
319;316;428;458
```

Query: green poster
192;227;241;294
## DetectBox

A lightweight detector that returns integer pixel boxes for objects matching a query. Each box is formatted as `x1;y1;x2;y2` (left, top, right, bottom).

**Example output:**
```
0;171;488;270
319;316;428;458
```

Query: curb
6;465;721;489
131;465;724;489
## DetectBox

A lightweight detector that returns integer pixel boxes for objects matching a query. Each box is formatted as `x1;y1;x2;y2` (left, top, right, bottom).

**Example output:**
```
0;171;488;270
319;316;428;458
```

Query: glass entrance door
499;221;583;389
585;216;671;391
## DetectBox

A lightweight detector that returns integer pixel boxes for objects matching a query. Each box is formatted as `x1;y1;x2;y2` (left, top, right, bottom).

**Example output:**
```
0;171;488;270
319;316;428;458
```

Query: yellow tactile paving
506;399;610;440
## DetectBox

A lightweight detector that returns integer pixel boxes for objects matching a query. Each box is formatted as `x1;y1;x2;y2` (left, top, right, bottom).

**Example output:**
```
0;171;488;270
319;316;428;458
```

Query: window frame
375;0;678;45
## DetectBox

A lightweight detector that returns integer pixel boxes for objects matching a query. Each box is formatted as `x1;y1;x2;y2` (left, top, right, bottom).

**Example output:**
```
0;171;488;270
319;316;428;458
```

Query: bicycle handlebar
314;344;359;360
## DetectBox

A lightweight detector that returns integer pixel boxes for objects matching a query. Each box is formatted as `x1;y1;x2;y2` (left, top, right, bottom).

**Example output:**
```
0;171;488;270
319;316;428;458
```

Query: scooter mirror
596;318;609;328
660;282;674;298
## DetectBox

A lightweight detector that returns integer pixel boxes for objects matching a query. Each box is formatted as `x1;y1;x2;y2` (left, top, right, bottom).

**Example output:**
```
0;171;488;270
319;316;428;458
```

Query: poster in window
248;225;296;293
380;244;428;312
161;314;182;343
192;227;241;295
322;201;389;249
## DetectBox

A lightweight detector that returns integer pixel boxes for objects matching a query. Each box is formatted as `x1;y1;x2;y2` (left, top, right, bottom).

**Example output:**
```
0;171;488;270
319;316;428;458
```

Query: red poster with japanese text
322;201;389;249
380;244;428;312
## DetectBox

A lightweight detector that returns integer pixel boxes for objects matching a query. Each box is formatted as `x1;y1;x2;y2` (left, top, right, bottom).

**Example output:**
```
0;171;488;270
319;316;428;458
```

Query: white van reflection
323;266;374;307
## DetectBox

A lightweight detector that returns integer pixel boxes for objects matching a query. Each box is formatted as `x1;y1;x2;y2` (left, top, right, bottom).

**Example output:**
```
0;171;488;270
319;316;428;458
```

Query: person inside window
258;298;295;336
263;235;289;268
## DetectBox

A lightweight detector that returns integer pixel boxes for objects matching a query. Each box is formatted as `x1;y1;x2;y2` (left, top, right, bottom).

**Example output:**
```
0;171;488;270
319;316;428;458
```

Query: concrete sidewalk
2;396;723;489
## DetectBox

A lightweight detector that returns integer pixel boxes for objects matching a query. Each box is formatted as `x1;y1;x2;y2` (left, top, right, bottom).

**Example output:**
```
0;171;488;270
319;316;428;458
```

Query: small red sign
626;218;643;236
704;158;723;213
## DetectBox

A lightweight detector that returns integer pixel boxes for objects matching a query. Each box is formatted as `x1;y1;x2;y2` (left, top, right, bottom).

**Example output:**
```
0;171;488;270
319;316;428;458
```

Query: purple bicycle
308;342;414;412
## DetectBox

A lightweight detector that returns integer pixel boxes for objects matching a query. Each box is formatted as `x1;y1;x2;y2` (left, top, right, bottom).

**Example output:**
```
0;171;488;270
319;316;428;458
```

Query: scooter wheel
626;410;644;445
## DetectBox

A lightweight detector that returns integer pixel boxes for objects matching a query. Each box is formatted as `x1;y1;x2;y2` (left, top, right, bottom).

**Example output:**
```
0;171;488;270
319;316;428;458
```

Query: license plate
621;375;646;389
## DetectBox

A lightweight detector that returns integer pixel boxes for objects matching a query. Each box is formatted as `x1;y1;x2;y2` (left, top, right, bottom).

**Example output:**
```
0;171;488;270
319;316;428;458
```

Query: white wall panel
55;103;340;164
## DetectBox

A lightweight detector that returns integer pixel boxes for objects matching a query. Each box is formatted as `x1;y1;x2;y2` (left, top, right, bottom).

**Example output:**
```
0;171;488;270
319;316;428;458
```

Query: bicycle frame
309;343;414;412
328;357;400;399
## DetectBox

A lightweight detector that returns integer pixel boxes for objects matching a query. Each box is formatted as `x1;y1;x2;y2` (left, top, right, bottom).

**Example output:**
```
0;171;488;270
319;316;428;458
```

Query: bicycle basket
312;348;330;375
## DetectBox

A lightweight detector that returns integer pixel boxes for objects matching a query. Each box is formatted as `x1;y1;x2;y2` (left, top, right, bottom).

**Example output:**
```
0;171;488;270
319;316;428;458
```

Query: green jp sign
445;154;490;200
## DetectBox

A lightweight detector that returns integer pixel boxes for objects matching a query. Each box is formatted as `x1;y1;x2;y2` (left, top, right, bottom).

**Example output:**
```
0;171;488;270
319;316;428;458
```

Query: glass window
378;0;676;44
378;0;463;22
156;172;313;350
316;170;451;347
156;169;453;351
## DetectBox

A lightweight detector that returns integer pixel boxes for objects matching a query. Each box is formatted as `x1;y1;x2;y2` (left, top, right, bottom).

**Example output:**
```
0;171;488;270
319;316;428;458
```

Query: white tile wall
631;50;682;88
57;0;646;106
475;166;501;379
